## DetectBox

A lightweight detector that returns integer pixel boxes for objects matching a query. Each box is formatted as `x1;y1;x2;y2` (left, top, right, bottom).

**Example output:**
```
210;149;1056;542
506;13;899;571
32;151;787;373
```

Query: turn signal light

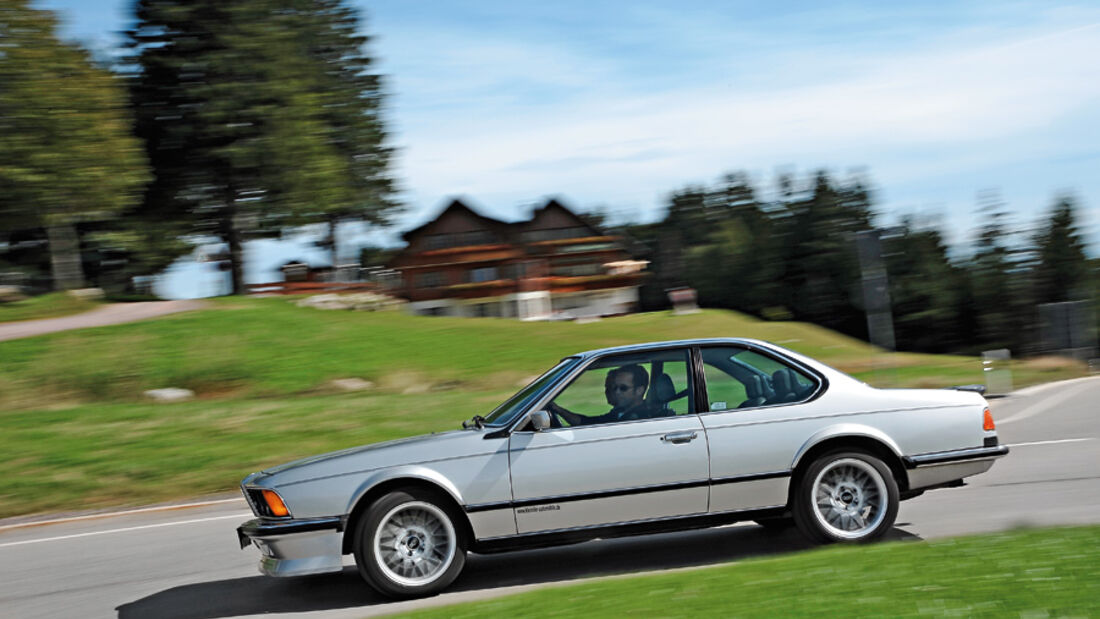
262;490;290;517
983;407;996;431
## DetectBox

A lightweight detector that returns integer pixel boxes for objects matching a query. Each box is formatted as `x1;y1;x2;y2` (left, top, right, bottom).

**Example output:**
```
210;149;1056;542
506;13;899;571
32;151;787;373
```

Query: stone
66;288;105;301
296;292;405;312
330;378;374;392
0;286;26;304
144;388;195;403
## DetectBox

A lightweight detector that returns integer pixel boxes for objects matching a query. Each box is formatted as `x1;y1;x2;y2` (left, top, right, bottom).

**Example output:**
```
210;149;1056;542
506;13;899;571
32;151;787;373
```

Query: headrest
653;373;676;402
746;374;763;398
772;369;794;394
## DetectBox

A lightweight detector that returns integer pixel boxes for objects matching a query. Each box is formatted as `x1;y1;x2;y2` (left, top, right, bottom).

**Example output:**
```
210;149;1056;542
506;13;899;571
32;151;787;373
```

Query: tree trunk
223;191;246;296
46;222;85;291
227;217;245;295
328;215;339;269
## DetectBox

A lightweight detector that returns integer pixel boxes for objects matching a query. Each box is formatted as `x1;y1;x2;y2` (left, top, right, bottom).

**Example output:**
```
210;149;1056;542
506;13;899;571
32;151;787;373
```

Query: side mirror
529;410;551;432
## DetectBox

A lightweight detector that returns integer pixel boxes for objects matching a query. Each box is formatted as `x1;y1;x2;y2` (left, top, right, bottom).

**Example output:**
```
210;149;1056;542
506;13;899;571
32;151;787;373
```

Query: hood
256;428;498;487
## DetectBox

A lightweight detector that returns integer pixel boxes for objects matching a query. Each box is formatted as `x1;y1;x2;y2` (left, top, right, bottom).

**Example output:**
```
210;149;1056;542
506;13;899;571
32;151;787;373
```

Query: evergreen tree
1033;194;1088;304
774;171;873;335
299;0;398;265
966;191;1032;351
884;218;967;352
127;0;396;293
0;0;149;290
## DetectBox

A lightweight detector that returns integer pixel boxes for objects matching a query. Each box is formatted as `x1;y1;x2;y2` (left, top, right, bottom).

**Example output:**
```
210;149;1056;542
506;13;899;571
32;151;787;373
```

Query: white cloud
375;13;1100;238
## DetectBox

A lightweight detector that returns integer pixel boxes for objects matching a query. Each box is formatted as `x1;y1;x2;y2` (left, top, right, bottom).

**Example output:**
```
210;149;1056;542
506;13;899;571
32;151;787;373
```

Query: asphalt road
2;376;1097;619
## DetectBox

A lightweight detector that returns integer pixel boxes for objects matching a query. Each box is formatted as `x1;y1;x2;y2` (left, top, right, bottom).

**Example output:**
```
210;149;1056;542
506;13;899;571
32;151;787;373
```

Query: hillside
0;297;1084;518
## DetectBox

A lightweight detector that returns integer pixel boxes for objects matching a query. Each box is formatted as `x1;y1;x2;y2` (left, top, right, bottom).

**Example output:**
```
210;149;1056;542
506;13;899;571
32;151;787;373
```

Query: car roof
572;337;769;360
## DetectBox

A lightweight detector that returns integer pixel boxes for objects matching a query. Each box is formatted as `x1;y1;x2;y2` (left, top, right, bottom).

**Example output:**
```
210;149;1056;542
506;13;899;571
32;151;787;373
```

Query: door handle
661;431;698;444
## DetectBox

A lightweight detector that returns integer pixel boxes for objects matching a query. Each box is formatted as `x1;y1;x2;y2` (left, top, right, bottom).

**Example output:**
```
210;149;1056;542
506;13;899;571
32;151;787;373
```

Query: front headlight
243;487;292;518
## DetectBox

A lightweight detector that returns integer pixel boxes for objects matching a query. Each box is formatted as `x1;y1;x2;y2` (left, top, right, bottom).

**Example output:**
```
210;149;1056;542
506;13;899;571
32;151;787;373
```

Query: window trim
693;343;828;414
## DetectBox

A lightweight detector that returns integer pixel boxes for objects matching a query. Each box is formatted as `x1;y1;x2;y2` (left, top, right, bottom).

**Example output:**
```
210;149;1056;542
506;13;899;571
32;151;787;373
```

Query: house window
415;271;446;288
521;227;590;243
425;235;449;250
550;257;603;277
469;267;498;283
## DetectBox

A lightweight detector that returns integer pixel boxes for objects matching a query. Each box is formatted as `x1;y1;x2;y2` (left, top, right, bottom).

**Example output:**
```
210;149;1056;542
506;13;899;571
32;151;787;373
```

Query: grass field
401;526;1100;618
0;297;1084;411
0;297;1087;518
0;292;100;323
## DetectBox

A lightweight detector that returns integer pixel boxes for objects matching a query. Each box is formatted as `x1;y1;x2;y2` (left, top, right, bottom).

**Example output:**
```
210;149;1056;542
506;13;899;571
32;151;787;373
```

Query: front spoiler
237;517;345;577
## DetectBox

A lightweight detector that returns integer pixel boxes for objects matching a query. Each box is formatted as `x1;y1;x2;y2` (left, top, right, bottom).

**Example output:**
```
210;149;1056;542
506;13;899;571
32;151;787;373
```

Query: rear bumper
237;517;345;577
903;445;1009;490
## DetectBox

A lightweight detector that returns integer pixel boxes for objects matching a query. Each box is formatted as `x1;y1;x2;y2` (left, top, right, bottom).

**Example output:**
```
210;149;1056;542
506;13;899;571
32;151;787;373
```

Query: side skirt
470;506;787;554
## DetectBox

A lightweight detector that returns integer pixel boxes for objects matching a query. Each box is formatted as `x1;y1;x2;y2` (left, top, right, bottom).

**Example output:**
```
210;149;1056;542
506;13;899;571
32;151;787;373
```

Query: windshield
482;357;580;427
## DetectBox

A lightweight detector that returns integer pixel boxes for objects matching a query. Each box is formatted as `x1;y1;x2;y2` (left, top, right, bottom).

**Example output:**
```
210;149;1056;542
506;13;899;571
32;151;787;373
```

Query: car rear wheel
354;488;466;598
792;451;898;544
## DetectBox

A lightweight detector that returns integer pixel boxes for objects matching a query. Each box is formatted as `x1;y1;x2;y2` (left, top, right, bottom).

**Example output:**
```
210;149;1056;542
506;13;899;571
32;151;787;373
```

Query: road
2;377;1097;619
0;300;206;342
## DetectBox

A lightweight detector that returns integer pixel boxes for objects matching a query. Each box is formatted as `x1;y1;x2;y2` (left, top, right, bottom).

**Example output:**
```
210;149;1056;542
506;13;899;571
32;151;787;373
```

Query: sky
36;0;1100;298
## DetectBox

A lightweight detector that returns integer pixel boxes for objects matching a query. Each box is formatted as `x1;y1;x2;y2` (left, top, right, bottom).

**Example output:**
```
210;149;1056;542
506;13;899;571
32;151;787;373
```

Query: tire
792;451;899;544
354;488;467;598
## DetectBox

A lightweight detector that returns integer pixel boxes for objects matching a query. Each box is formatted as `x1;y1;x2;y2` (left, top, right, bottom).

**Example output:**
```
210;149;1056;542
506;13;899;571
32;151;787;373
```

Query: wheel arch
788;426;910;501
341;469;473;555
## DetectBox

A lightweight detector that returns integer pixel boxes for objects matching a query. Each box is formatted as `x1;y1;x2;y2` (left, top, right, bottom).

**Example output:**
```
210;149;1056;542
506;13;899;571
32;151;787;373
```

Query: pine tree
0;0;149;290
127;0;396;293
301;0;398;266
1033;194;1088;304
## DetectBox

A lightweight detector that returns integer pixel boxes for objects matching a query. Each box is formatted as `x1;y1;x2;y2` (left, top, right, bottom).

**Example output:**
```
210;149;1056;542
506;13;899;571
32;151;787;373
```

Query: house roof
400;198;512;243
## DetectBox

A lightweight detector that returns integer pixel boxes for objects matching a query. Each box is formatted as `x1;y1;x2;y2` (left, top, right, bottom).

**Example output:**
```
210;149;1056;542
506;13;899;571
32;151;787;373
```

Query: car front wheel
354;488;466;598
792;451;899;544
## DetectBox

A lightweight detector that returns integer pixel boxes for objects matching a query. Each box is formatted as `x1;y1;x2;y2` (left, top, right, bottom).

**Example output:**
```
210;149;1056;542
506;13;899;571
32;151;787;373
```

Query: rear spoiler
949;384;986;395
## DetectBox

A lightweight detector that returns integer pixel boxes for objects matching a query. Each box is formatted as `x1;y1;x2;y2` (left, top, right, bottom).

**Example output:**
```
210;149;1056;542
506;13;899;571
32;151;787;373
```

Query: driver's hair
608;364;649;391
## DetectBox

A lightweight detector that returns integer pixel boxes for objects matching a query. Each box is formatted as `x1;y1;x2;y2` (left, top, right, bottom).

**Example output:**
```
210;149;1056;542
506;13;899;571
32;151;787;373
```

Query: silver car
236;338;1008;597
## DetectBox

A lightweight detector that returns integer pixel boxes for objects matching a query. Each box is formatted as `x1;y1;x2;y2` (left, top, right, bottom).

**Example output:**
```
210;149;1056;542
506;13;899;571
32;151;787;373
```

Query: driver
548;364;654;426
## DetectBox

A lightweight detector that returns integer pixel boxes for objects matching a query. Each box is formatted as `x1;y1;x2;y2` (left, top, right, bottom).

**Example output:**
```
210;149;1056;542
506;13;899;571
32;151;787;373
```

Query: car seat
738;374;769;408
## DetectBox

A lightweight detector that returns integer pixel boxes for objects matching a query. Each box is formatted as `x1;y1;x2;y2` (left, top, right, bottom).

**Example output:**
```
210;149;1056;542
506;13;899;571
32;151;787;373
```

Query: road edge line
0;497;247;532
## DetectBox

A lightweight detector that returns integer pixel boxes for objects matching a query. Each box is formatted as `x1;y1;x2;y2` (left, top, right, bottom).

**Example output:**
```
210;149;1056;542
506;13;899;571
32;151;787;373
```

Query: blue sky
36;0;1100;297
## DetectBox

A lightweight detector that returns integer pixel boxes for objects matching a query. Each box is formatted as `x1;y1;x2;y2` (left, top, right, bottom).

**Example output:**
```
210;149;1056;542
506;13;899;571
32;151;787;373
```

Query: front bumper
237;517;345;577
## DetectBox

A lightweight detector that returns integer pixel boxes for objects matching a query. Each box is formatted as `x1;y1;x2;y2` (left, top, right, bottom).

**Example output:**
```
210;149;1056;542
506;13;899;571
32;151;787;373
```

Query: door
508;348;709;534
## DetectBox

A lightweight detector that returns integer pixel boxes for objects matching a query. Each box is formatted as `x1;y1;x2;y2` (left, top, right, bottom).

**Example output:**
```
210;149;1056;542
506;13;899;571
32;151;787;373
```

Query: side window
549;349;693;427
700;347;818;411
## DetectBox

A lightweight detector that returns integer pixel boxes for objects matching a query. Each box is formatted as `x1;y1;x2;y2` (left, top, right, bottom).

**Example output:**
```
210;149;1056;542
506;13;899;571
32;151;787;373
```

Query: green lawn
0;297;1084;411
0;297;1087;518
0;389;511;518
402;526;1100;618
0;292;100;323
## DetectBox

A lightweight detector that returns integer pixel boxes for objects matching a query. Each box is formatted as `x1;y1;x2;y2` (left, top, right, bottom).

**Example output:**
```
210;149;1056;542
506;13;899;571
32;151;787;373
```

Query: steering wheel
544;402;567;428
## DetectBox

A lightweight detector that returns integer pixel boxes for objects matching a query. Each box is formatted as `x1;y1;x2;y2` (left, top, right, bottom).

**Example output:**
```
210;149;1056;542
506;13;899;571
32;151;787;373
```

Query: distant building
387;198;647;320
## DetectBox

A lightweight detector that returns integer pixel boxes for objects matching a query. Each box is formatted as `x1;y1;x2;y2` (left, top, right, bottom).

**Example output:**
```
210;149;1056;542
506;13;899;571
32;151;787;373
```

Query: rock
0;286;26;304
330;378;374;392
144;388;195;403
296;292;405;312
67;288;105;301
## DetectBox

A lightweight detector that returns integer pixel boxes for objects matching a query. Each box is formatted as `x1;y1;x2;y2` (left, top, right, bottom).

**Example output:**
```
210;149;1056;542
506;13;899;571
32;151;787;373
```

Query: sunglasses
605;383;635;393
